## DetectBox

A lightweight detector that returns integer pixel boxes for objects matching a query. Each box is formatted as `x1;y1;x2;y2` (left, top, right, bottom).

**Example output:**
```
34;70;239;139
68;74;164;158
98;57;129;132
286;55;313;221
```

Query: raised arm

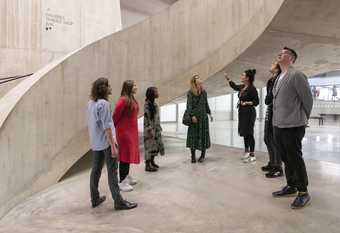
228;80;243;91
224;72;242;91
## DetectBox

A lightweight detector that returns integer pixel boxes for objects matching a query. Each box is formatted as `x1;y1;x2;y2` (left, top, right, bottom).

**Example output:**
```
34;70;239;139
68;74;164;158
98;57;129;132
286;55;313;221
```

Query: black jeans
243;134;255;153
119;161;130;182
274;126;309;192
90;147;124;204
264;122;282;168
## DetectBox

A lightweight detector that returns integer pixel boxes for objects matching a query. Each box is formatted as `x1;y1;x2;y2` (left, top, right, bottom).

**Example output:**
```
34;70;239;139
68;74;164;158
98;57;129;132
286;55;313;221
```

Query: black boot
151;156;159;169
198;150;206;163
190;149;196;163
145;160;157;172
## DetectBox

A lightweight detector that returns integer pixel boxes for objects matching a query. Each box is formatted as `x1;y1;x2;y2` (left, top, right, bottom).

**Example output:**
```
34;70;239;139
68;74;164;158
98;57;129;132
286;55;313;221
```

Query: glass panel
160;104;177;122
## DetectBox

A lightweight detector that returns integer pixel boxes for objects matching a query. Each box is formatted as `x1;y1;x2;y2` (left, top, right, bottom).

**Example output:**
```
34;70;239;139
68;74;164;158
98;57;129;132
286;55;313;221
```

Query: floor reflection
159;120;340;164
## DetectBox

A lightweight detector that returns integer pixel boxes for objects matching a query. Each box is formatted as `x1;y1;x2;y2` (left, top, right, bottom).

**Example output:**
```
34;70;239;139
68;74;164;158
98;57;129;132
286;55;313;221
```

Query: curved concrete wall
0;0;285;217
202;0;340;97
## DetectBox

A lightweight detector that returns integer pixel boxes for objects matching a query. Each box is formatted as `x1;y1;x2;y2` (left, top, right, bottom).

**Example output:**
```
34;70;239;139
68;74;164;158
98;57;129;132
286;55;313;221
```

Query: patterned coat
186;90;211;151
143;100;164;160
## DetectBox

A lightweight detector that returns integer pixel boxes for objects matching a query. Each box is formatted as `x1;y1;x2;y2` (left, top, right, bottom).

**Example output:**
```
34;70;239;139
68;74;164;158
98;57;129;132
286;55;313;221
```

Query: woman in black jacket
224;69;259;163
261;63;283;178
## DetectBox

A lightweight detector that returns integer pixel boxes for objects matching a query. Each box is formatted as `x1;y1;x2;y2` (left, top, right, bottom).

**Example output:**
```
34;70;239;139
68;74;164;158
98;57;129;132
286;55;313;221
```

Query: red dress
113;96;140;164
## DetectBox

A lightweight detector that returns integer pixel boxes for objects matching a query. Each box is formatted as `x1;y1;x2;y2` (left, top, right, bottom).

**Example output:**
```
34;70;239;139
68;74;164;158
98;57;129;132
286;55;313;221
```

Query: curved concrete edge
199;0;340;98
0;0;285;217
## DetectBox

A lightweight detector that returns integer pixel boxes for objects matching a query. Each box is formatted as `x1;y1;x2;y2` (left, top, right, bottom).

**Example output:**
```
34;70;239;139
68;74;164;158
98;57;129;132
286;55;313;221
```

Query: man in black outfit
272;47;313;209
262;63;283;178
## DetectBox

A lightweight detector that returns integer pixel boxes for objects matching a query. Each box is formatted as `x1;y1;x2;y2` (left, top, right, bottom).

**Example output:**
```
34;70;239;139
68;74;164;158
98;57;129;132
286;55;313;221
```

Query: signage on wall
45;8;74;31
41;0;81;52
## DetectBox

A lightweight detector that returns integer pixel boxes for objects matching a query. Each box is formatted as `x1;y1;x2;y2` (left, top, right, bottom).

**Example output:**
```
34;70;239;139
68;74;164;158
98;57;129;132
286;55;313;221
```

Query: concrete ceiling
120;0;340;101
203;0;340;98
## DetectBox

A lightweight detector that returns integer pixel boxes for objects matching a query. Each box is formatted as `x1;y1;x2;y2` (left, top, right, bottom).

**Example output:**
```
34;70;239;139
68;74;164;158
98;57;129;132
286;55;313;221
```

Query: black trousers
273;126;308;192
264;122;282;168
119;161;130;182
243;134;255;153
90;147;124;204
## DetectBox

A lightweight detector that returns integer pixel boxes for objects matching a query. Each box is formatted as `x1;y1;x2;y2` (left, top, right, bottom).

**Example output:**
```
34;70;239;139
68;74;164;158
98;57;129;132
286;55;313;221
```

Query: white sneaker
119;179;133;192
242;152;250;161
243;156;256;163
126;175;137;186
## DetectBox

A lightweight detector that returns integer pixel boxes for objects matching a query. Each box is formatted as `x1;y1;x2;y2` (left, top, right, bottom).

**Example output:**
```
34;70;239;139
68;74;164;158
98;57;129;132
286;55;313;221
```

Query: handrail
0;74;33;85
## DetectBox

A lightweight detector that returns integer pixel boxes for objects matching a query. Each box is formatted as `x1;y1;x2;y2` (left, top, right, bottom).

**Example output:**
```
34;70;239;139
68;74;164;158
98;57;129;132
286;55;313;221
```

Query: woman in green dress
186;75;213;163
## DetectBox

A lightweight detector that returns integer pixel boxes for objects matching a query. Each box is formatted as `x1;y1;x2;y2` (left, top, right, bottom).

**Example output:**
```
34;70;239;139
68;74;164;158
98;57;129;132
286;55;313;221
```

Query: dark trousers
243;134;255;153
90;147;124;204
264;123;282;168
119;161;130;182
273;126;309;192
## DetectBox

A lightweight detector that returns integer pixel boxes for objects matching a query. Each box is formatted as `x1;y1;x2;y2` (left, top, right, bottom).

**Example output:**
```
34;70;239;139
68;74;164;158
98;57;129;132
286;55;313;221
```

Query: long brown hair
190;74;202;96
90;77;110;101
120;80;136;112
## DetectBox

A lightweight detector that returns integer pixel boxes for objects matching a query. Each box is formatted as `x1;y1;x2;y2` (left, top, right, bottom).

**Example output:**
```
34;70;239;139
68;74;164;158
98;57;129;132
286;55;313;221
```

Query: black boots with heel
198;150;206;163
150;156;159;169
145;160;157;172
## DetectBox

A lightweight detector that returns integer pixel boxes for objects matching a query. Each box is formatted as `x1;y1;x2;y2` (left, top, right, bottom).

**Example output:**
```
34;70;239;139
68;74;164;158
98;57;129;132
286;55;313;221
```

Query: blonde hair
190;74;202;96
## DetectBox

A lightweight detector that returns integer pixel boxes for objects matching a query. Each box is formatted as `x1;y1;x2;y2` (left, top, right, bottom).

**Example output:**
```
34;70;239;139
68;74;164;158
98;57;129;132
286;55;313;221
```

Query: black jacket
229;81;259;136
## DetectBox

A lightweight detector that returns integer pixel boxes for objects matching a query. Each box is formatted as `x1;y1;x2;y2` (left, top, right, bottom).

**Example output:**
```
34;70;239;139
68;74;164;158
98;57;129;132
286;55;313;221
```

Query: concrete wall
0;0;285;217
0;0;121;77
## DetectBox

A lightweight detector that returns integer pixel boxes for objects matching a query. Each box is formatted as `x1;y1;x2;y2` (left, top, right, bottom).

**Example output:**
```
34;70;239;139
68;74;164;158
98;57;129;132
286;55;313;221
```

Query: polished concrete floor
0;137;340;233
162;120;340;164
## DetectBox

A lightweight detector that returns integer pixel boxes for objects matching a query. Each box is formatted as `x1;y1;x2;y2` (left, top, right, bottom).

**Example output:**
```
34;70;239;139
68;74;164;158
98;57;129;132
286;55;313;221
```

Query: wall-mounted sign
45;8;74;31
42;0;81;52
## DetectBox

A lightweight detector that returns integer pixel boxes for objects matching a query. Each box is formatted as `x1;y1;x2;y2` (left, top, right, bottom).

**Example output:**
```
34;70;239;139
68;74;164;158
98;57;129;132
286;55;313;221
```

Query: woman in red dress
113;80;140;192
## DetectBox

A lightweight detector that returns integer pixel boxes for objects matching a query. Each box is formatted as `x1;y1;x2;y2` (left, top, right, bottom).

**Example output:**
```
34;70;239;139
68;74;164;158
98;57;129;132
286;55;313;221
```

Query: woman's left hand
209;114;213;122
241;101;252;106
147;129;155;138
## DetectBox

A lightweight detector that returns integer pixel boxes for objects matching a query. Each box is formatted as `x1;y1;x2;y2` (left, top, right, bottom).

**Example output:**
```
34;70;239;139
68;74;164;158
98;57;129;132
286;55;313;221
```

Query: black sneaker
265;168;283;178
291;193;311;209
92;195;106;208
272;186;297;197
261;164;272;172
114;200;138;210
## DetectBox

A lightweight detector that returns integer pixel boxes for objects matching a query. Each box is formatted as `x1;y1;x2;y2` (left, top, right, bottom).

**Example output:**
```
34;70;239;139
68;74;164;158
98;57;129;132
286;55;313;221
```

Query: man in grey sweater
272;47;313;209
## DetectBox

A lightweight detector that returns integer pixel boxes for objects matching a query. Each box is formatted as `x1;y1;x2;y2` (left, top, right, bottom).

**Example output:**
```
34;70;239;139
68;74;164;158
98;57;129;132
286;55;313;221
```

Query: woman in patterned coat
186;74;213;163
143;87;164;172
